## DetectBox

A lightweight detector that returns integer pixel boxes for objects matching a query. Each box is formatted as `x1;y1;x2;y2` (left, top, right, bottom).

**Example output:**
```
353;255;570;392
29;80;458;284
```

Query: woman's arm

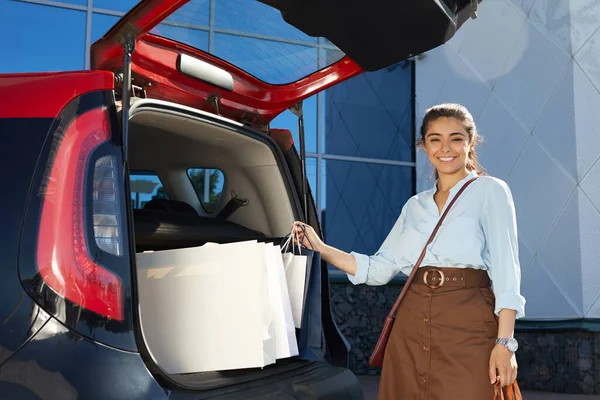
497;309;516;339
292;203;409;285
491;308;518;386
481;178;525;387
480;178;526;319
317;243;358;276
290;224;357;274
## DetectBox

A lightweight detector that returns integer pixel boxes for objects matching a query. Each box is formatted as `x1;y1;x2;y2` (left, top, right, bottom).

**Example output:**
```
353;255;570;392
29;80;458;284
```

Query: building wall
322;63;415;267
415;0;600;321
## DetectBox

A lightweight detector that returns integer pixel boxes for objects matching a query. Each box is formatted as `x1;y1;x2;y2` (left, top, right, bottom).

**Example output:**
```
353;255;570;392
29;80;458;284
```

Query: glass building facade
1;0;415;278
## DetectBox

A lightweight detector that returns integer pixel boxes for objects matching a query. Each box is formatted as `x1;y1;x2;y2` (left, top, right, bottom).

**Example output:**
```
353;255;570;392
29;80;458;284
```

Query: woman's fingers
290;221;319;250
489;360;496;385
502;368;510;387
497;362;515;387
510;363;518;385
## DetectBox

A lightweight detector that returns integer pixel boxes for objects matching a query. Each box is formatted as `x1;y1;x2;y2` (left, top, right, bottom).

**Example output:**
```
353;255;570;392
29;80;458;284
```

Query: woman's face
423;117;473;177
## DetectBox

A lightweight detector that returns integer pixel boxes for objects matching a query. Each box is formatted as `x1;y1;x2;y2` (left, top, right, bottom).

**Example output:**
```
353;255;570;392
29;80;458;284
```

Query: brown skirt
378;267;499;400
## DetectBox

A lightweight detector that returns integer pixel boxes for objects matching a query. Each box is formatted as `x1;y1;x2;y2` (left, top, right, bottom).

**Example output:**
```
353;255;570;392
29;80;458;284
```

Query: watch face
507;338;519;352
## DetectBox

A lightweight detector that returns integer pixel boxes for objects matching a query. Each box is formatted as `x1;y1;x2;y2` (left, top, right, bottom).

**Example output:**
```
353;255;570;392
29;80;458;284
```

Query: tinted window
214;0;315;42
130;171;167;209
149;0;344;84
152;24;209;52
213;33;319;84
187;168;225;213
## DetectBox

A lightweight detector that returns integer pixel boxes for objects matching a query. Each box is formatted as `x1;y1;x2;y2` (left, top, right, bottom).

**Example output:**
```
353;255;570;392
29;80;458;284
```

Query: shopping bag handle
297;224;315;251
281;230;300;254
281;224;315;253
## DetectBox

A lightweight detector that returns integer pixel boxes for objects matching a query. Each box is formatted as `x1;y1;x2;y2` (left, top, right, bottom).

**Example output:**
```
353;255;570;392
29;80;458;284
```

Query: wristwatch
496;337;518;353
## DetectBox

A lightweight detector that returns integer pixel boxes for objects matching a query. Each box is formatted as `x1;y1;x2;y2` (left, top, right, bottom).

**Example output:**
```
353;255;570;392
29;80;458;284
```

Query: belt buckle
423;268;445;289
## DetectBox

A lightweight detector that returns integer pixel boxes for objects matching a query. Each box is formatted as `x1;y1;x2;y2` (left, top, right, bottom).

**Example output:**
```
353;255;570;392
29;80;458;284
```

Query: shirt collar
431;170;479;194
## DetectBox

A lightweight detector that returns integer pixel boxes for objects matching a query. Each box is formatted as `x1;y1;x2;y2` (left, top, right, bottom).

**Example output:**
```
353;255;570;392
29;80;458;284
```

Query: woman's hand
489;344;517;387
291;222;358;275
291;221;324;252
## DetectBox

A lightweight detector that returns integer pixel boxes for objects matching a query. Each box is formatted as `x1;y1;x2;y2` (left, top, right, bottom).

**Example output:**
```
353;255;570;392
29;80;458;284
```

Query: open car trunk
125;99;359;397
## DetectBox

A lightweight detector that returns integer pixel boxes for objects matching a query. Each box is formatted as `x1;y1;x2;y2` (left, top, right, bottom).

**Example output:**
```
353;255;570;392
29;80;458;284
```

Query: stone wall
330;282;600;394
516;331;600;394
330;282;402;375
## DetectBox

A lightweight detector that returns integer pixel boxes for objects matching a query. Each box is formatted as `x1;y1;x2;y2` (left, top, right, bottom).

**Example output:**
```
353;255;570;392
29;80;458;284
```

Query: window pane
324;62;414;162
152;24;209;52
306;158;317;199
321;47;345;66
149;0;343;84
214;0;316;43
0;2;86;73
130;171;167;209
59;0;87;6
212;33;318;84
321;160;413;261
91;13;120;43
151;0;210;27
187;168;225;214
93;0;142;13
270;95;317;153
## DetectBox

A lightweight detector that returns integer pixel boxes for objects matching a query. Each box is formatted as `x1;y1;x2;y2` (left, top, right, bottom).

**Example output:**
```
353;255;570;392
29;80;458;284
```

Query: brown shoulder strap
386;177;478;318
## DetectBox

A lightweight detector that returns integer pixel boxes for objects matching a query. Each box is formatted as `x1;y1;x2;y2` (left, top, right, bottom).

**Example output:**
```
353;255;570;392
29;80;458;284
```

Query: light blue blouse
349;170;526;319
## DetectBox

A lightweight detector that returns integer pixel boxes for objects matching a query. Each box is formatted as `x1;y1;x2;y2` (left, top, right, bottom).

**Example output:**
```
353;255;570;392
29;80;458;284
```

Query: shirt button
421;377;427;383
423;346;429;352
426;293;432;298
423;317;429;323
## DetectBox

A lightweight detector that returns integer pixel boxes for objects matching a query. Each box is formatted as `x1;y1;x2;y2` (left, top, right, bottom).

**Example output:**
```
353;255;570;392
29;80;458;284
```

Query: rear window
149;0;345;84
130;171;167;209
187;168;225;213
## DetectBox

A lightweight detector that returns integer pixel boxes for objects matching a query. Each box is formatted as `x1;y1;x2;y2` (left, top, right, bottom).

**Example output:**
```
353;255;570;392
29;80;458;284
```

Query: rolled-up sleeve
347;205;406;286
481;179;526;319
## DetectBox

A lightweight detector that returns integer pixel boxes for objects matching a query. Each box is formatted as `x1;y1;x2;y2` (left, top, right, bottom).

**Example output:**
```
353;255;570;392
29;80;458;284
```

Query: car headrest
143;199;199;215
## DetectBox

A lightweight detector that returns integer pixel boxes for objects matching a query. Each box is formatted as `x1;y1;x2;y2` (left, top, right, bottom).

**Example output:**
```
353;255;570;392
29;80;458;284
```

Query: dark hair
418;103;484;175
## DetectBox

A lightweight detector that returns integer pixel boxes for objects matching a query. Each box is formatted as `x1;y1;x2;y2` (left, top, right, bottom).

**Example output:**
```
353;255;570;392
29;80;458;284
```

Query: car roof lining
127;101;296;237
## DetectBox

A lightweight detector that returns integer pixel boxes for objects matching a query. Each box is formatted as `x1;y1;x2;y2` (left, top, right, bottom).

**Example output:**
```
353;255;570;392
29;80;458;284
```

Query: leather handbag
494;381;523;400
368;177;478;368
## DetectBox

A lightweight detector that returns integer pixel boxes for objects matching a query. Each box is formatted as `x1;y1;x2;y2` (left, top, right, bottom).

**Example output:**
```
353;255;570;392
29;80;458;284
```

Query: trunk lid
90;0;362;126
90;0;479;125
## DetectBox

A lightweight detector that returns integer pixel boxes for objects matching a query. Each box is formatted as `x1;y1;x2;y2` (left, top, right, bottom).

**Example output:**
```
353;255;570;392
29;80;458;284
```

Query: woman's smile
437;156;457;162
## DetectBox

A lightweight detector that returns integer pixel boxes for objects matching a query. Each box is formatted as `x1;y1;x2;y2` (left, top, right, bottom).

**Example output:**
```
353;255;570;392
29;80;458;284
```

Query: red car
0;0;478;398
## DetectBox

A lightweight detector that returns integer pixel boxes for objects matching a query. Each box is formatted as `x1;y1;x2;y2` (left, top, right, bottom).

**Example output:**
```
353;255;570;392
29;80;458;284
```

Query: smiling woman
419;103;485;180
292;103;525;399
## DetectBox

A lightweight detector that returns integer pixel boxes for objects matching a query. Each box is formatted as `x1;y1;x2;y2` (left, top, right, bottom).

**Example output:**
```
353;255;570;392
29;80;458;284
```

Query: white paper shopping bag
281;235;308;329
257;243;276;367
263;243;299;359
136;240;275;374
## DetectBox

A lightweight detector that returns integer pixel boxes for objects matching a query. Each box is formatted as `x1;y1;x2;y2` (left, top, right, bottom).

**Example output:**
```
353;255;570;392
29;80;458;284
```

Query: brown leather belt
415;266;490;289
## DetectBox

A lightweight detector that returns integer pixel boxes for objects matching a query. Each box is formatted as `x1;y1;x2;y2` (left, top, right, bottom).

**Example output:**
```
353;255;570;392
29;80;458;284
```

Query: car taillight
93;155;123;256
37;107;124;321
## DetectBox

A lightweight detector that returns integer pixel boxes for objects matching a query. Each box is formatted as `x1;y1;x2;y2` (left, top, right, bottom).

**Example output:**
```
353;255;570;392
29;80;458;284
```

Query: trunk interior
124;99;352;395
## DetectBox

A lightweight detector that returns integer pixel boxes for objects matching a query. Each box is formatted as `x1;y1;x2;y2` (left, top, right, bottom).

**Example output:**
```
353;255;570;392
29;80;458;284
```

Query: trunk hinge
209;95;221;115
120;29;136;163
290;101;308;222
